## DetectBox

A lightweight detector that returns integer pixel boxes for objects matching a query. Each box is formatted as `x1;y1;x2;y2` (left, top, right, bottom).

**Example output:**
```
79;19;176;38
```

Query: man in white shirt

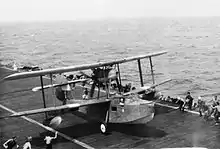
44;132;58;149
23;136;32;149
3;136;19;149
176;97;186;112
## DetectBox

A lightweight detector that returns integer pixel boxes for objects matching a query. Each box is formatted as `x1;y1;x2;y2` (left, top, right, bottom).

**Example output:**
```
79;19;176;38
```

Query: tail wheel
100;123;107;134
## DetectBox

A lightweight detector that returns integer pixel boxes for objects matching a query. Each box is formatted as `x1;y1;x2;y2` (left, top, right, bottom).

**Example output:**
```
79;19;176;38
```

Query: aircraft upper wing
2;99;111;118
3;50;167;81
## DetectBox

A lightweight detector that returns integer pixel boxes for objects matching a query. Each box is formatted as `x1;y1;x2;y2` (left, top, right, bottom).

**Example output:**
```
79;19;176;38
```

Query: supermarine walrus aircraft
2;50;170;134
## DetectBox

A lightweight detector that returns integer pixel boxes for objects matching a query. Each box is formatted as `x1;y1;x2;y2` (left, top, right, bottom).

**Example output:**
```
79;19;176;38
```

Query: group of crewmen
163;92;194;111
3;132;58;149
197;95;220;125
163;92;220;125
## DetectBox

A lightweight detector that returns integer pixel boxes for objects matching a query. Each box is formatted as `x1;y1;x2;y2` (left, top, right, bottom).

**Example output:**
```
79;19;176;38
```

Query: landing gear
100;123;108;134
100;102;110;134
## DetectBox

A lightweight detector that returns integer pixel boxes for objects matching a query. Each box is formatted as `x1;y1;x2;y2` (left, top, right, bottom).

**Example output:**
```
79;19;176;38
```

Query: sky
1;0;220;22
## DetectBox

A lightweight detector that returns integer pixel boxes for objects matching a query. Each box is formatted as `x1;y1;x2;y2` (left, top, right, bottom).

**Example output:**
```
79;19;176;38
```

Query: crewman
212;102;220;125
44;132;58;149
22;136;32;149
197;96;204;117
185;92;194;110
82;88;89;100
3;136;19;149
208;95;219;117
176;97;186;112
212;95;218;107
62;75;72;100
55;74;73;106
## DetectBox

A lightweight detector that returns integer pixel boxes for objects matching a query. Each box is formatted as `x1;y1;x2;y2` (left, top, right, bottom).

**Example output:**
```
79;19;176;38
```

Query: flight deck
1;66;219;149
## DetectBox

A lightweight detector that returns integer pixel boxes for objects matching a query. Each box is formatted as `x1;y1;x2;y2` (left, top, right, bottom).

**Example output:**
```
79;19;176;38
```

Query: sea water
1;17;220;101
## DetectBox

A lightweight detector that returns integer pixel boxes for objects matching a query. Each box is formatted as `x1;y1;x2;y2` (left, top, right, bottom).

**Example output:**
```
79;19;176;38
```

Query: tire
100;123;107;134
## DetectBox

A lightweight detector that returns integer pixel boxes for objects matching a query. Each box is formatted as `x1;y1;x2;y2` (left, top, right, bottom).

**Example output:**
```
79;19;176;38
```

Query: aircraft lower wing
123;79;172;96
1;99;111;118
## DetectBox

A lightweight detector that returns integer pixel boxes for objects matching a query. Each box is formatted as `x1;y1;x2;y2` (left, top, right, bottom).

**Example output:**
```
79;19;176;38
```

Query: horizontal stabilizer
32;79;88;92
3;51;167;81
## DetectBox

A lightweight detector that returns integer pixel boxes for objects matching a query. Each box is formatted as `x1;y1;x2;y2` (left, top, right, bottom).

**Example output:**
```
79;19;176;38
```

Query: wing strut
104;66;109;99
40;75;48;119
149;56;155;84
117;64;122;92
137;59;144;87
97;80;100;99
49;73;56;107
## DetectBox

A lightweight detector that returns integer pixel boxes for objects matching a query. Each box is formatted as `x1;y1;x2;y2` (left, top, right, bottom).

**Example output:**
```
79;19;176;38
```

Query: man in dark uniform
3;136;19;149
186;92;194;110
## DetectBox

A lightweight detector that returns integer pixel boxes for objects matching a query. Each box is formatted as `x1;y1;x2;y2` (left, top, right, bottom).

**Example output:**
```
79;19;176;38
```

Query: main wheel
100;123;107;134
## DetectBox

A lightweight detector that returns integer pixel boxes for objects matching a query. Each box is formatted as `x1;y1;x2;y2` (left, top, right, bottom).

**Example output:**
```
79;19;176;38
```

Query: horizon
1;0;220;22
0;16;220;24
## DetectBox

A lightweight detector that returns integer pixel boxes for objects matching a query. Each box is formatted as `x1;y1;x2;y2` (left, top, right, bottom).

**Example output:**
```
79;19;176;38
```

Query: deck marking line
0;104;94;149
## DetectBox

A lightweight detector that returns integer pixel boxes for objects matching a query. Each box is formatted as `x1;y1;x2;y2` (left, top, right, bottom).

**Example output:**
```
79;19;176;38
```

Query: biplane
2;50;170;134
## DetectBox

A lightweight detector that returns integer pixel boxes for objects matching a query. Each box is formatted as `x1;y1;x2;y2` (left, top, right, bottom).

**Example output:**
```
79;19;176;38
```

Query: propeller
80;67;119;98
